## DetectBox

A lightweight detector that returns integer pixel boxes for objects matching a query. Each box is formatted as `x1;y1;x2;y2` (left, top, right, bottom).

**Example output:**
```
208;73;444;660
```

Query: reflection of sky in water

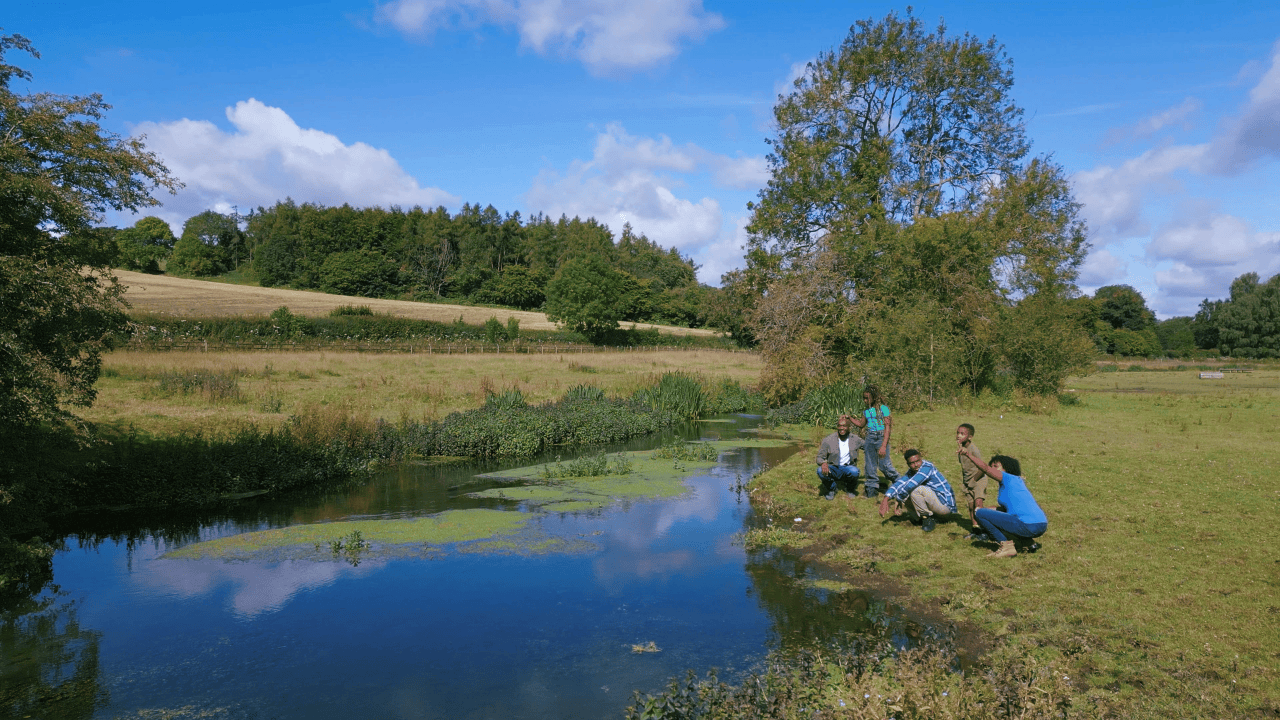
36;431;816;719
142;556;380;617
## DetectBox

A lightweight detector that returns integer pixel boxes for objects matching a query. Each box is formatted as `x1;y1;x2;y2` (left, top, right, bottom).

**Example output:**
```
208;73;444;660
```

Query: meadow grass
746;367;1280;717
86;348;763;436
113;269;716;336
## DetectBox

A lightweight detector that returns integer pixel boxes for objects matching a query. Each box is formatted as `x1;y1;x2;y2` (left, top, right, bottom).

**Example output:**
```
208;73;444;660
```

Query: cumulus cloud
525;123;765;283
1078;248;1129;289
129;99;457;229
1148;211;1280;300
1071;144;1206;242
374;0;724;75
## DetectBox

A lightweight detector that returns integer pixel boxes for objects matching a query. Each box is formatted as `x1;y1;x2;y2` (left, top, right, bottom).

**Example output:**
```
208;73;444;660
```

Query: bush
330;305;374;317
635;372;705;420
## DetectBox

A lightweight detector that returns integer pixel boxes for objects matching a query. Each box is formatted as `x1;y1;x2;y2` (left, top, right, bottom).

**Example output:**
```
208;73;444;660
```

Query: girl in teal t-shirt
851;385;899;498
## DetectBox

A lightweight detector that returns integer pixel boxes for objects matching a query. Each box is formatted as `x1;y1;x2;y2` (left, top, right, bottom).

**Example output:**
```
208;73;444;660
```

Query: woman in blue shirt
958;447;1047;559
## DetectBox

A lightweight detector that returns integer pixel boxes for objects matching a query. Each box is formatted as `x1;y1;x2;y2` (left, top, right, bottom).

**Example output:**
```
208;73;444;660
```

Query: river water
3;416;893;719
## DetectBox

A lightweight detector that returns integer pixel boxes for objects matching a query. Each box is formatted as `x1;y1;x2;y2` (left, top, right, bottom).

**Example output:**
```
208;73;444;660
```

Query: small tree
115;215;175;273
544;256;631;343
170;210;238;276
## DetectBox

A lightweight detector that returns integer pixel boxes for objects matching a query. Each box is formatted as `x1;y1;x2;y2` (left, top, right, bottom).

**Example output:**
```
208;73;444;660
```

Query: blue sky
10;1;1279;317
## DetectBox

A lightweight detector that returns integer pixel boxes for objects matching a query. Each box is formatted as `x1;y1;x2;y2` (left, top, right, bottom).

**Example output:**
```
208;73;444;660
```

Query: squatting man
814;415;862;499
877;449;958;533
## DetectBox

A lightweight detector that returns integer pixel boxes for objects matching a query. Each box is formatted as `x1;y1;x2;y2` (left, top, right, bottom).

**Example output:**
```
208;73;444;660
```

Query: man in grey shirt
815;415;861;499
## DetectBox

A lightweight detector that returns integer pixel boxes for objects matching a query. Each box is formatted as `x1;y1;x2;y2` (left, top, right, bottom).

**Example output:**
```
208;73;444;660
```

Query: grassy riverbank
738;368;1278;717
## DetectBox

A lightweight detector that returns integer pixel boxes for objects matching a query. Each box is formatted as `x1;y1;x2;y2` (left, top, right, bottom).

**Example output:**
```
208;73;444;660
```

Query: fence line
125;339;751;356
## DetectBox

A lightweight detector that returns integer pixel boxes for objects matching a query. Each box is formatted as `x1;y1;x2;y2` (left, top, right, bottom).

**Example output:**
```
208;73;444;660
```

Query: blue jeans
862;431;898;492
816;464;860;495
975;508;1047;542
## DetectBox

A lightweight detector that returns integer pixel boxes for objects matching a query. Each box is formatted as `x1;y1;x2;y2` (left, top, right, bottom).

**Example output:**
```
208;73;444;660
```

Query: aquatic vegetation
630;641;661;654
563;383;606;401
651;438;720;462
634;371;705;419
483;388;527;412
540;452;633;479
165;510;529;561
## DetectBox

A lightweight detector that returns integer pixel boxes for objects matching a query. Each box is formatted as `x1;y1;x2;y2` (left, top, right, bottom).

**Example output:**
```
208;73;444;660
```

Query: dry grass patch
88;348;763;436
114;269;715;336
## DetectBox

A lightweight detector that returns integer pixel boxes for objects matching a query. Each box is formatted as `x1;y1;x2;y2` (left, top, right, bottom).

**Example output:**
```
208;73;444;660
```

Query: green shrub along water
627;634;1073;720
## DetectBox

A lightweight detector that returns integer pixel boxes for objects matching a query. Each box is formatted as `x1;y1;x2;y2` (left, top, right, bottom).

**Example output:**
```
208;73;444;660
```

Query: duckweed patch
165;509;529;561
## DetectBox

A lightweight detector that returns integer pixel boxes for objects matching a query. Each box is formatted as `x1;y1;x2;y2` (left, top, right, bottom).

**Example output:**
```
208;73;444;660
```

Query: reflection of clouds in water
592;475;742;586
141;558;381;617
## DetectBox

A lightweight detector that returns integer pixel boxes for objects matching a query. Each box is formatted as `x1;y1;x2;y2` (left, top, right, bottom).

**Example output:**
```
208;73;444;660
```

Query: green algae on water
165;509;529;561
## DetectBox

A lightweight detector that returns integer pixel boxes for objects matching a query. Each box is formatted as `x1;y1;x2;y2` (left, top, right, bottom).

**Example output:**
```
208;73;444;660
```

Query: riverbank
0;351;763;599
738;368;1278;717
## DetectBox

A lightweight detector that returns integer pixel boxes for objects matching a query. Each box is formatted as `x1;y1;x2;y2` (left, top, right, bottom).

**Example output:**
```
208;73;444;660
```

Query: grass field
113;269;716;336
86;348;763;436
748;367;1280;717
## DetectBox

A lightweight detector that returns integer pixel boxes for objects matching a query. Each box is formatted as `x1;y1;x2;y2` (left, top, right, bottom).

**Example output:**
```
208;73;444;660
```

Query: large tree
733;12;1092;400
748;10;1028;265
0;34;178;430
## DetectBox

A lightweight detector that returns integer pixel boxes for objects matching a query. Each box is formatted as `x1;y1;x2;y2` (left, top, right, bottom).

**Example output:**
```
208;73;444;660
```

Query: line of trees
103;202;718;336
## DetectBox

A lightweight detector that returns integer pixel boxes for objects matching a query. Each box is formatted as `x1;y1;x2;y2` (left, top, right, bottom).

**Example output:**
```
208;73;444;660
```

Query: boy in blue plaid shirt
877;449;958;533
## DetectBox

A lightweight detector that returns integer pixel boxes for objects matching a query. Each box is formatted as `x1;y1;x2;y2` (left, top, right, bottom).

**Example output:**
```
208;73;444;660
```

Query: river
2;415;898;719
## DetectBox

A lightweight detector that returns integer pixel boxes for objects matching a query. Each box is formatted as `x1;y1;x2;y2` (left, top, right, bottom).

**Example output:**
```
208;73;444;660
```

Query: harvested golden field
88;347;763;436
113;270;716;336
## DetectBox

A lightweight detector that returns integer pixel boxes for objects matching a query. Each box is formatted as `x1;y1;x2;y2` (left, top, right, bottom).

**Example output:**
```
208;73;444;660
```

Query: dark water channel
4;416;909;719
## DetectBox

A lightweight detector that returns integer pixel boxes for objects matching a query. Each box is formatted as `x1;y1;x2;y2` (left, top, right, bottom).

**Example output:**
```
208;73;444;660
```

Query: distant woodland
103;201;718;331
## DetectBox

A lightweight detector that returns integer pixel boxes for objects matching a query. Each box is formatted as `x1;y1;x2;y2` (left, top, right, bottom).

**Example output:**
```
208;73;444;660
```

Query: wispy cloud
373;0;725;76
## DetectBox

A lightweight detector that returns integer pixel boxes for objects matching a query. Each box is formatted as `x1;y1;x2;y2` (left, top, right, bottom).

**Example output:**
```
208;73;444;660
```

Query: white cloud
130;99;457;230
1149;211;1280;301
525;123;765;283
374;0;725;75
1078;248;1128;289
1071;143;1205;242
1205;39;1280;173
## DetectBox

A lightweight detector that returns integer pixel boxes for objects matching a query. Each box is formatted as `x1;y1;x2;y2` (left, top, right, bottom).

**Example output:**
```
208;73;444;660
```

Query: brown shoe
985;540;1017;559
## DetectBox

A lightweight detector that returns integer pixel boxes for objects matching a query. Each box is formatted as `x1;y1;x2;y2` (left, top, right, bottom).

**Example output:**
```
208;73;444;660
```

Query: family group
814;386;1047;559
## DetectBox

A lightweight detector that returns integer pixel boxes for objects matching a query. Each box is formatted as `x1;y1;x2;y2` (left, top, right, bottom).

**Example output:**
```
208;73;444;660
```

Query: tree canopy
1195;272;1280;358
0;34;178;430
723;12;1093;402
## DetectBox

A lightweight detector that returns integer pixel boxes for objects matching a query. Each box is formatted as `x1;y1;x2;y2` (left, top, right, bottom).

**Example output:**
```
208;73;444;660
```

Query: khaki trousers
908;486;953;519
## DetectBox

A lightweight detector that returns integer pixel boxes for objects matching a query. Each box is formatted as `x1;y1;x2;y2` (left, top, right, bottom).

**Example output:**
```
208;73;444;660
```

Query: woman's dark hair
990;455;1021;477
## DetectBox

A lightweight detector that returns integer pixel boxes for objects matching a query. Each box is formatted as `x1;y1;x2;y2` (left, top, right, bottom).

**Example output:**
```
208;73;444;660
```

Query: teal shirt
863;404;890;432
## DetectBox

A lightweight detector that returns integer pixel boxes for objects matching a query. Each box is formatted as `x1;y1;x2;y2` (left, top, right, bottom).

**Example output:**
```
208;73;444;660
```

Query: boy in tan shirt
957;423;990;540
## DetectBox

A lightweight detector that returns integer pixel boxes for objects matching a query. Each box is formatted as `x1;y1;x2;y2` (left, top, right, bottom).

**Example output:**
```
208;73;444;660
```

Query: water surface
4;417;894;719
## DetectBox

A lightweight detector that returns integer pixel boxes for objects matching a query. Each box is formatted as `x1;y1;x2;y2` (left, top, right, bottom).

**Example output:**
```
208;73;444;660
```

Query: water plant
540;452;634;479
563;384;606;402
652;438;719;462
636;372;705;420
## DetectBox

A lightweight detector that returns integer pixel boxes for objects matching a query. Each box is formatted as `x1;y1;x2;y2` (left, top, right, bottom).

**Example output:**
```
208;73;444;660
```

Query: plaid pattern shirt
885;460;958;512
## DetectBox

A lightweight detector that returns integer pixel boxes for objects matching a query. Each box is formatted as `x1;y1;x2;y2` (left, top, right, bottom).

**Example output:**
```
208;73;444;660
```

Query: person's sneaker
921;517;937;533
863;487;879;499
965;531;993;542
824;490;836;500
